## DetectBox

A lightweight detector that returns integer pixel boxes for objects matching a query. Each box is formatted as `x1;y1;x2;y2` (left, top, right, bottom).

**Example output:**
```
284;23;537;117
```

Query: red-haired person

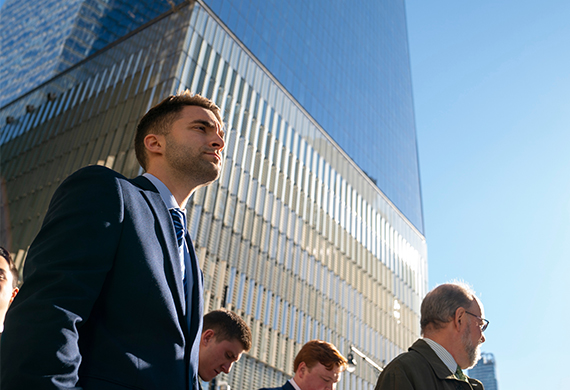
260;339;347;390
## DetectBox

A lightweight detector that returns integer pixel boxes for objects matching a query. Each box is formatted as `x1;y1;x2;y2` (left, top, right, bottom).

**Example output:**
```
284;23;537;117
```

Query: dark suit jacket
259;381;295;390
374;339;484;390
1;166;203;390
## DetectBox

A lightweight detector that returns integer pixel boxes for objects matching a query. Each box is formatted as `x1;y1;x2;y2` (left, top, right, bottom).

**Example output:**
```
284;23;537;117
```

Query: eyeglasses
465;311;489;332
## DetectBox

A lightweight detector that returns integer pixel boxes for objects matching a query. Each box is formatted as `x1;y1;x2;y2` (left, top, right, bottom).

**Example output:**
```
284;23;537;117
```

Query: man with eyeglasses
375;282;488;390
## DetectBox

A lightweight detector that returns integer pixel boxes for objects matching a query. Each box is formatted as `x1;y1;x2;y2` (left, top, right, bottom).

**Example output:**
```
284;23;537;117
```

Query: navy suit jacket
1;166;203;390
259;381;295;390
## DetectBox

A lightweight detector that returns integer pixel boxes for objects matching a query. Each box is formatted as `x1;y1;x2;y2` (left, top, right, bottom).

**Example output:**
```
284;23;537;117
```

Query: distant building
0;0;185;107
469;352;499;390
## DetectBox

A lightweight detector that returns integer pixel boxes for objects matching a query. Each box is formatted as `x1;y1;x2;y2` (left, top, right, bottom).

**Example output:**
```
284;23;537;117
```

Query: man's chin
466;345;482;369
194;168;221;188
206;163;222;179
200;374;215;382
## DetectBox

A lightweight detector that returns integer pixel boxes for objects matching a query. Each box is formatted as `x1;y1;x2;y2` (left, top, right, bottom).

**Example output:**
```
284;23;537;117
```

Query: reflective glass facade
0;2;427;389
0;0;184;108
1;0;424;233
202;0;424;233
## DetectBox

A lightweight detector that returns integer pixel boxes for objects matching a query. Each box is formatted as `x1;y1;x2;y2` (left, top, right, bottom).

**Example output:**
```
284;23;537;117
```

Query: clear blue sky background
406;1;570;389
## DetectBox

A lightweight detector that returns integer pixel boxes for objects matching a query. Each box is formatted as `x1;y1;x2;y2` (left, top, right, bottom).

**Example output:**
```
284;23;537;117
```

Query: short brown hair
293;340;347;372
134;91;223;170
420;282;477;333
0;246;19;289
203;309;252;351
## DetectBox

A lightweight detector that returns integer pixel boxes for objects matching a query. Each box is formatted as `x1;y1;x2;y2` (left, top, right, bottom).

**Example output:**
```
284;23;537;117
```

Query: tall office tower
1;1;427;389
202;0;424;235
0;0;185;107
469;353;499;390
1;0;423;234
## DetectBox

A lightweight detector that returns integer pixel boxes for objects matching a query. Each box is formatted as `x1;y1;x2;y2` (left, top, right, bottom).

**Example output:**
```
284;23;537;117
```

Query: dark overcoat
375;339;484;390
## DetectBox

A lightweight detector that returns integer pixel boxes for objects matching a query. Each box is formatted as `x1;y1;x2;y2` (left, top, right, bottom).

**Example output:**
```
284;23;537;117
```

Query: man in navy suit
1;92;225;390
260;340;347;390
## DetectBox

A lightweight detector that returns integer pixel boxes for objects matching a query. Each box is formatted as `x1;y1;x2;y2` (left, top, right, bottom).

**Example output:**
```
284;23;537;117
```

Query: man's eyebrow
191;119;225;136
191;119;216;127
321;373;340;382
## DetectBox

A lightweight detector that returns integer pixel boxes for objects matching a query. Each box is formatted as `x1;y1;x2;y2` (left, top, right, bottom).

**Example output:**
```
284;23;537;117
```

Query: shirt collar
143;173;183;211
423;337;458;374
289;378;302;390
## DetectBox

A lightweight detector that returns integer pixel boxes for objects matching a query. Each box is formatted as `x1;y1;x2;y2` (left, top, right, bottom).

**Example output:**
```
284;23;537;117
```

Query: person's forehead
469;298;484;316
178;105;221;126
219;338;245;357
0;256;11;273
311;362;341;381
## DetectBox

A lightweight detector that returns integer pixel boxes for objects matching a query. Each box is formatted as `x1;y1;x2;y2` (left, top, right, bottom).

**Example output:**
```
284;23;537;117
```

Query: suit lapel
185;224;204;388
186;235;203;339
132;176;187;322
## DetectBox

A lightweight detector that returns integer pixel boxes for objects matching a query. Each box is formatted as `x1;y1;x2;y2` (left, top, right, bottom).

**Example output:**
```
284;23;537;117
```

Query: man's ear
297;362;308;379
454;306;466;330
144;133;163;155
9;287;18;304
201;329;216;346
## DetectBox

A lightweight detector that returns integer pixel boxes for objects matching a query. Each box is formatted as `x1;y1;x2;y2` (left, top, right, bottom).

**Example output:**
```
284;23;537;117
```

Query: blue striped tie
169;208;185;247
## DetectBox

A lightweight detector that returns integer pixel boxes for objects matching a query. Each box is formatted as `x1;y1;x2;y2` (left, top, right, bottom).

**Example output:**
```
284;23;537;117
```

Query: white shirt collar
143;173;183;211
423;337;458;374
288;378;302;390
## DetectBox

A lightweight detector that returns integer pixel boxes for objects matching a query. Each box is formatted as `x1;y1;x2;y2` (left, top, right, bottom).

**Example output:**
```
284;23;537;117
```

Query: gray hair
420;282;477;334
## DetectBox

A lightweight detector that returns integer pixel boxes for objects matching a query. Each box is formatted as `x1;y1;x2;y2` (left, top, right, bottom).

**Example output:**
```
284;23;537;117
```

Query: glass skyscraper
0;0;185;108
469;353;499;390
1;1;427;389
202;0;424;234
1;0;423;234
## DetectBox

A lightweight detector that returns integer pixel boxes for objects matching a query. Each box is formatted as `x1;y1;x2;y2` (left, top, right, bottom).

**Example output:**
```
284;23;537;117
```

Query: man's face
461;301;485;368
198;330;244;382
163;105;225;187
296;362;342;390
0;256;18;325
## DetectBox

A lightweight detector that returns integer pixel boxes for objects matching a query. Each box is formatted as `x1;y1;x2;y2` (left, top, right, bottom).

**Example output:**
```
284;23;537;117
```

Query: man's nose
221;362;232;374
480;333;486;343
211;131;225;150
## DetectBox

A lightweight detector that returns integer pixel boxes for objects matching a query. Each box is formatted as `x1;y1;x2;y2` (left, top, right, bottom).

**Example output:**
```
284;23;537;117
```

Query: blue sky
406;1;570;388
